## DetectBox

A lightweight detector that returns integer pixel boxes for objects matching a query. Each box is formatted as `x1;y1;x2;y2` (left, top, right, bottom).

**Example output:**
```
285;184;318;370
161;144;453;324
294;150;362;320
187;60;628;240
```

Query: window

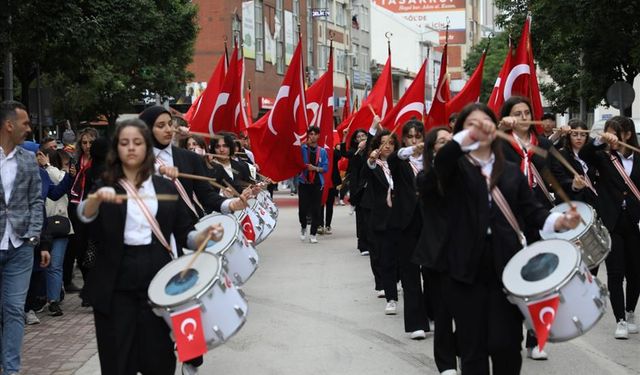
361;6;369;31
336;3;346;27
318;44;329;72
327;0;335;23
293;0;300;44
255;0;264;72
360;46;369;71
276;0;284;74
336;49;346;73
307;1;313;66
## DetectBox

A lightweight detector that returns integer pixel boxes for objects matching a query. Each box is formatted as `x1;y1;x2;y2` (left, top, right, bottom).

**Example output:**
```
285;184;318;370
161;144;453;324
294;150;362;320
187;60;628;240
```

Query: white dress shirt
154;146;174;168
398;146;424;173
1;146;23;250
617;151;634;176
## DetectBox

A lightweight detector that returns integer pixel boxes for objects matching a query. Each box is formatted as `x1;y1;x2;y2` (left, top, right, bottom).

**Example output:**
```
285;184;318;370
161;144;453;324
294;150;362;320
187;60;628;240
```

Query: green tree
493;0;640;115
463;32;511;104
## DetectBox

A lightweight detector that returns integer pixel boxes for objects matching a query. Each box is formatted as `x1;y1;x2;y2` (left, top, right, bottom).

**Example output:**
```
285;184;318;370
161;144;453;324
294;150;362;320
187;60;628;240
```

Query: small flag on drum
527;294;560;350
171;305;208;361
241;214;256;242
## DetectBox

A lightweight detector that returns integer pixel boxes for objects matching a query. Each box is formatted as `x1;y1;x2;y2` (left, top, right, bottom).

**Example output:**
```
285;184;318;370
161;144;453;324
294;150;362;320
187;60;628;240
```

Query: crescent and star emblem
394;102;425;125
268;86;290;135
503;64;530;100
180;318;197;342
539;307;556;330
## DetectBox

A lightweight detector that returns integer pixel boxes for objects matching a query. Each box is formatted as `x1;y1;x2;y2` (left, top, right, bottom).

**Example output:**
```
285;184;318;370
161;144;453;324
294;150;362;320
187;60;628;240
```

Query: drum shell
257;191;278;219
152;277;248;348
252;202;276;243
235;206;265;245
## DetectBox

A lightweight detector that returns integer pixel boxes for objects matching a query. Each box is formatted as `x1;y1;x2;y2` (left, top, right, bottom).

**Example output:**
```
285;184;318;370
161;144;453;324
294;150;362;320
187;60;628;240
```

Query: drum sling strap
609;152;640;203
119;179;175;259
156;158;200;218
467;155;527;247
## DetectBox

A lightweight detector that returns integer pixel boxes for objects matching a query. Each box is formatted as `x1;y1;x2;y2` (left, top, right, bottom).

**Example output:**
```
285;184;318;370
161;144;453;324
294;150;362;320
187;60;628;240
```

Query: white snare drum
503;239;608;342
193;213;259;285
540;201;611;269
233;206;266;245
249;197;276;243
148;252;248;348
256;190;278;219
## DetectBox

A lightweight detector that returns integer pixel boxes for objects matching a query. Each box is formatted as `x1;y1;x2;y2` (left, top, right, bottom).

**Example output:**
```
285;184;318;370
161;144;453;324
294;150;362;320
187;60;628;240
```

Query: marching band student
414;126;458;374
579;116;640;339
435;103;580;375
78;119;224;375
363;129;401;314
138;106;248;220
387;120;431;339
204;134;251;195
498;96;554;359
179;135;207;156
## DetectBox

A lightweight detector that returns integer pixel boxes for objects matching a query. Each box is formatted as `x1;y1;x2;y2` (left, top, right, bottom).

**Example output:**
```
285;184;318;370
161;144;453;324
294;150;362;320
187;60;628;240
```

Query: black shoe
48;301;63;316
65;282;82;293
81;299;91;308
33;298;47;313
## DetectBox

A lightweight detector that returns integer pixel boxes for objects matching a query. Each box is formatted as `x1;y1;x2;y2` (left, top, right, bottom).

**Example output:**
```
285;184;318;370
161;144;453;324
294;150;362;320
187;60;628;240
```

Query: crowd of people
1;96;640;375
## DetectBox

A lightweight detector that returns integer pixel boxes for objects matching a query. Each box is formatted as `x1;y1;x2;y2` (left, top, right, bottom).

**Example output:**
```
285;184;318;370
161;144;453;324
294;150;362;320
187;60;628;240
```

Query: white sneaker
376;290;385;298
310;235;318;244
25;310;40;325
349;206;355;215
360;251;370;256
526;346;548;360
339;199;345;206
626;311;638;334
410;330;426;340
440;370;457;375
385;300;397;315
325;227;332;234
182;363;199;375
300;228;307;241
615;320;629;339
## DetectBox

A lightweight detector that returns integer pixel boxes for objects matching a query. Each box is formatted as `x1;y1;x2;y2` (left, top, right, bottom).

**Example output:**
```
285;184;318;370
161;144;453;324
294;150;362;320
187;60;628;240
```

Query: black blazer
203;159;250;194
579;140;640;230
86;176;195;315
549;147;599;209
413;169;448;271
435;141;550;284
500;135;555;209
387;152;420;230
171;146;226;217
360;160;392;232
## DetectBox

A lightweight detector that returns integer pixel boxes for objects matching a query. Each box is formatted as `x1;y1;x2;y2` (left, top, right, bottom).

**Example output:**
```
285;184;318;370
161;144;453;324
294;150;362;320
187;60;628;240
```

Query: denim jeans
0;242;34;373
46;237;68;302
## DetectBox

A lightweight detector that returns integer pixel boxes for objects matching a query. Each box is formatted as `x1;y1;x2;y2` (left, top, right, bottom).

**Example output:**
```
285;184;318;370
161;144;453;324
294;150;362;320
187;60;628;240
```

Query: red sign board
259;96;275;109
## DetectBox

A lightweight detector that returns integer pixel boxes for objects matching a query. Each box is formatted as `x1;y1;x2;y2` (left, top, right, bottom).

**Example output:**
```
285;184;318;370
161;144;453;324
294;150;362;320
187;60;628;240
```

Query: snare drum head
148;252;221;307
503;239;581;297
193;214;239;254
541;201;594;240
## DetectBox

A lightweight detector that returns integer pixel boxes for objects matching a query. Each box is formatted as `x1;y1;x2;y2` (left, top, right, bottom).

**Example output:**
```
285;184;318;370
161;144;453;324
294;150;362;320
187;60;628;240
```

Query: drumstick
552;128;590;133
205;153;230;160
617;140;640;154
542;169;588;226
493;129;550;158
224;180;248;205
548;147;581;177
87;193;179;201
180;232;212;279
173;129;214;139
516;120;546;126
178;172;217;183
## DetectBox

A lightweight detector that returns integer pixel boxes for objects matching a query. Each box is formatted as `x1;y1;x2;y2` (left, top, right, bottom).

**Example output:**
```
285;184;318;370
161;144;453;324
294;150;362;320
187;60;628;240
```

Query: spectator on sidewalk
0;101;44;374
297;126;328;244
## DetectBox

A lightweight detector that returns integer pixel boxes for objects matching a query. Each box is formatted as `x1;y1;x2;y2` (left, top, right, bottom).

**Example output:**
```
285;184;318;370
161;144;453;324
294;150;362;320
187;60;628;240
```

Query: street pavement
20;192;640;374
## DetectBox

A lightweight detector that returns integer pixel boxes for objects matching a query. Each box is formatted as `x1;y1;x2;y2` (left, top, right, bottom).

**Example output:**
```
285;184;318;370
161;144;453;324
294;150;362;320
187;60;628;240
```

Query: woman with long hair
78;119;224;374
203;134;251;195
579;116;640;339
435;103;579;374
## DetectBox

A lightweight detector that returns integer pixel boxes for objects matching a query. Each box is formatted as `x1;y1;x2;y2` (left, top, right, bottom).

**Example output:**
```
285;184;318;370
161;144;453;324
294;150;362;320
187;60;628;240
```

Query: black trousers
64;203;90;286
298;183;322;235
361;207;383;290
320;187;338;228
94;245;176;375
444;239;523;375
355;206;371;254
607;209;640;321
428;270;458;372
378;229;399;301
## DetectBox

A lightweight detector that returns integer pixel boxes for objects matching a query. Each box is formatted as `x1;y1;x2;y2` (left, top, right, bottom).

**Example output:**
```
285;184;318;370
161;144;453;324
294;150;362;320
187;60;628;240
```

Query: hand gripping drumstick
180;232;212;279
87;193;179;201
541;168;588;227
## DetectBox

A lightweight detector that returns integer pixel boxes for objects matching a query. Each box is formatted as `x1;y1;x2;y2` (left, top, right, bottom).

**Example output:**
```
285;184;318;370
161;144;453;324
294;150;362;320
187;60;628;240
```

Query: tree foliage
492;0;640;114
1;0;198;129
463;32;511;104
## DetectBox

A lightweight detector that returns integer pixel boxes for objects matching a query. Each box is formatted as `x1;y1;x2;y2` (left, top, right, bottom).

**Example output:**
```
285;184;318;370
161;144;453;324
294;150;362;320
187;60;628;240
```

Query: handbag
45;215;71;238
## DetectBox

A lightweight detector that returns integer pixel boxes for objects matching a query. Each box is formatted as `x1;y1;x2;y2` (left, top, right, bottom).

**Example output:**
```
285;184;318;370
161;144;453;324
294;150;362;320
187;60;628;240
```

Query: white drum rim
540;201;595;241
194;214;239;255
148;252;221;309
503;239;582;299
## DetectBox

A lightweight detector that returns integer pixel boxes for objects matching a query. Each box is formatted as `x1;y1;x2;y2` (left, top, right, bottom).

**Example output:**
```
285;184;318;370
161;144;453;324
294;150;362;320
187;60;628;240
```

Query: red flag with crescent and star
526;294;560;351
447;51;486;116
380;57;427;135
337;55;393;149
248;41;308;181
171;305;208;362
488;41;512;117
305;46;335;204
186;42;228;129
240;214;256;242
426;43;450;130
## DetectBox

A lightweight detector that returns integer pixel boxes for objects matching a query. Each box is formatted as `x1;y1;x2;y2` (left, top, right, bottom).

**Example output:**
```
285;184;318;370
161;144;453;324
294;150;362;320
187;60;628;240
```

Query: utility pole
3;1;13;100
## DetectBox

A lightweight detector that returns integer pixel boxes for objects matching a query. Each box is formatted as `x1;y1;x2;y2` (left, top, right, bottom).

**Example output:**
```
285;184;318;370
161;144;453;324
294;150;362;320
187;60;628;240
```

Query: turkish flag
337;55;393;149
171;305;208;362
247;42;308;181
187;43;229;132
305;47;335;204
380;58;427;135
207;43;245;135
447;51;486;116
526;294;560;351
503;17;544;124
426;44;451;130
487;42;513;117
240;213;256;242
